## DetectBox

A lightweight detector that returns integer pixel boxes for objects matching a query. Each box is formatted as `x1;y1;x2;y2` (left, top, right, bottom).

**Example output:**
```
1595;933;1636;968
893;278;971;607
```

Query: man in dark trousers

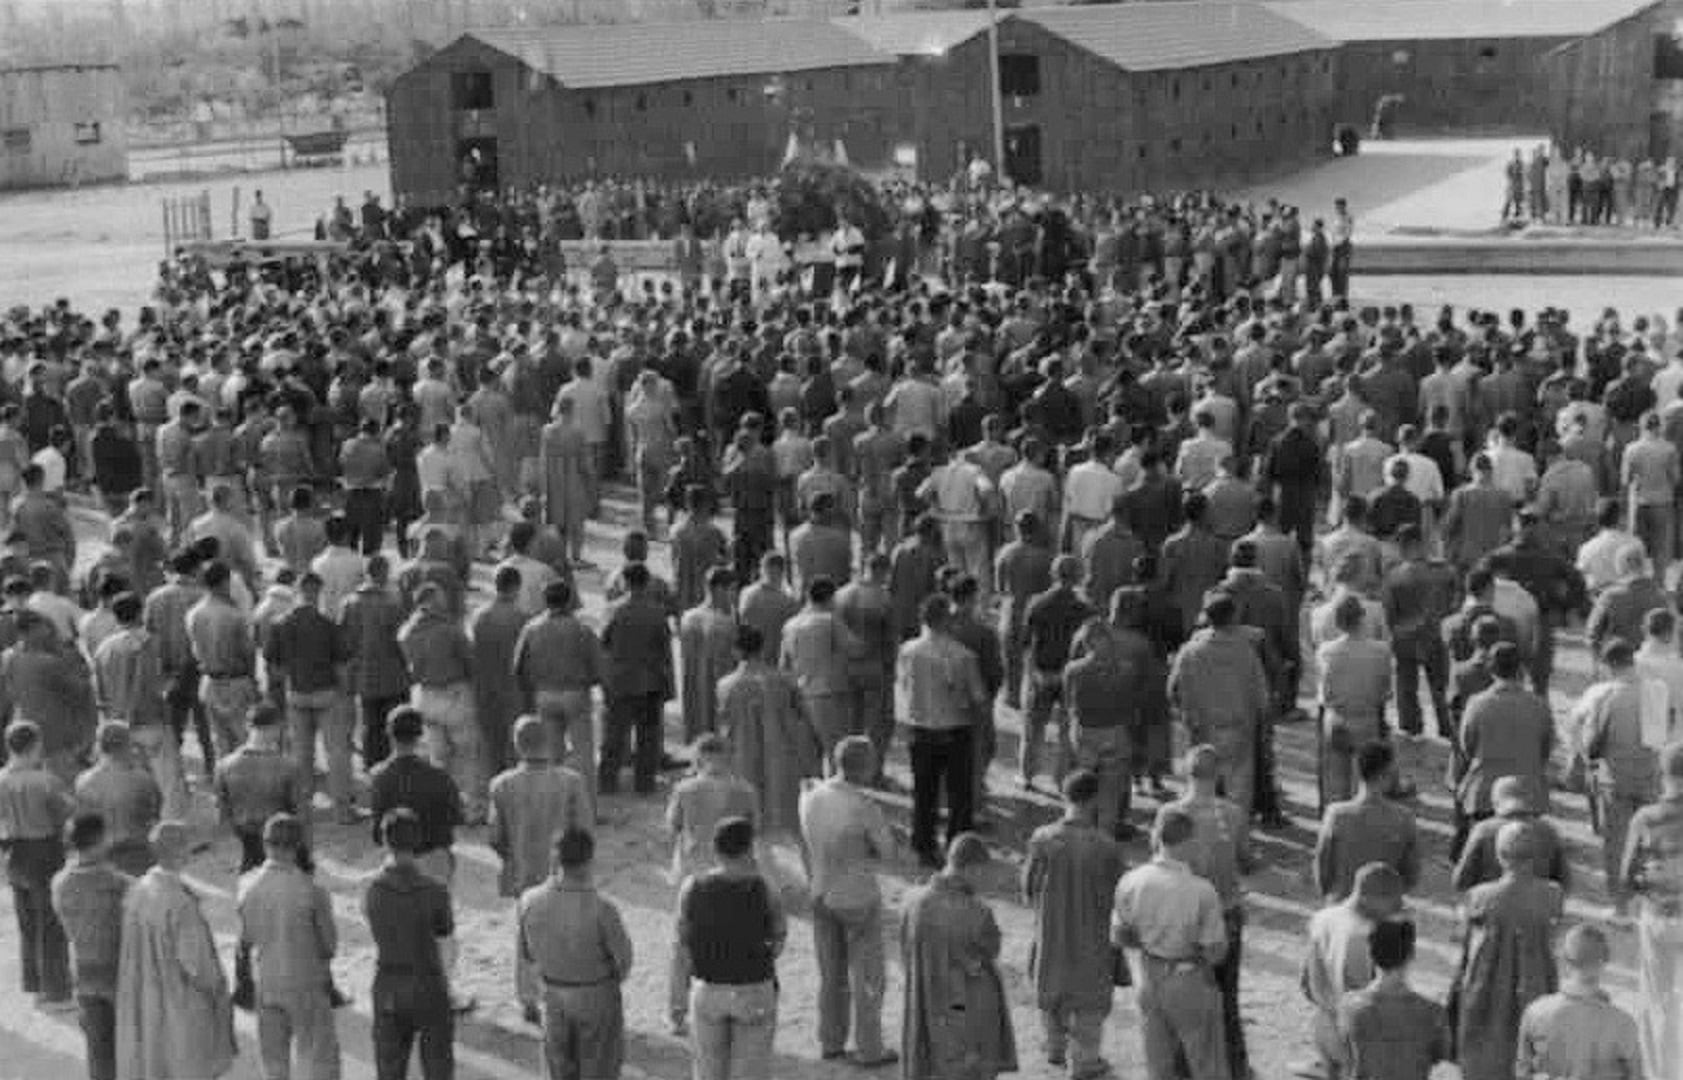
364;808;454;1080
368;706;471;1014
600;563;674;796
1261;402;1325;555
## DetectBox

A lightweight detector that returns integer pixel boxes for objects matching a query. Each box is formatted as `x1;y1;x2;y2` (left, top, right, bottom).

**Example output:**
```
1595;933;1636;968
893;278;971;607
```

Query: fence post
161;199;170;255
231;186;242;239
200;190;212;243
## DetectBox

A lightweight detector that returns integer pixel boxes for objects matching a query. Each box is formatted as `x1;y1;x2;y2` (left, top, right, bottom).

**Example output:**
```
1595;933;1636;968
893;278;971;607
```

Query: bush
774;159;893;270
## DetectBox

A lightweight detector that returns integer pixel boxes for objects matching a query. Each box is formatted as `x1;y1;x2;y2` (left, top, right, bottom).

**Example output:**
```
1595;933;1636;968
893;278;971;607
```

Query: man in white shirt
1174;412;1233;493
798;737;898;1068
831;214;866;293
1062;432;1123;555
1487;414;1538;505
919;445;993;600
1577;497;1647;596
1382;425;1444;512
309;514;365;620
1636;607;1683;749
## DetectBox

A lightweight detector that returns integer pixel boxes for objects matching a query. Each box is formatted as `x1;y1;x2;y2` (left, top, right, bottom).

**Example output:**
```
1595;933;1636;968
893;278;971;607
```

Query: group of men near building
0;170;1680;1080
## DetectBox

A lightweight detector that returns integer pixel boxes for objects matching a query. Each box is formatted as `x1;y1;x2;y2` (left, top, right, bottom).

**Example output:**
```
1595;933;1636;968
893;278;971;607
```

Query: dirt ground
0;495;1639;1080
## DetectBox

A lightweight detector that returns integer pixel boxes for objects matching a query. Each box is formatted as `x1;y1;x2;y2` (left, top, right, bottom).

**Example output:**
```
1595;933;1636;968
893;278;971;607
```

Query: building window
999;53;1041;96
1478;45;1498;59
1171;77;1181;100
682;89;694;106
1;128;29;153
1169;137;1181;153
805;78;816;91
73;122;101;145
727;87;741;104
583;98;596;118
1137;144;1148;160
1392;49;1412;67
1231;72;1239;88
450;70;495;111
636;93;648;111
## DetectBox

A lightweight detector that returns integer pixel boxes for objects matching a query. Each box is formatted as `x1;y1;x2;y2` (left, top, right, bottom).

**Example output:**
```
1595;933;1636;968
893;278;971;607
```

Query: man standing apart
364;809;454;1080
781;577;861;765
398;583;484;824
1175;745;1256;1079
799;737;898;1069
519;829;634;1080
600;563;675;797
267;572;356;825
490;715;590;1025
1338;920;1450;1080
0;721;74;1009
237;812;341;1080
1023;771;1126;1080
902;834;1017;1080
1110;807;1229;1080
514;580;605;808
1168;594;1270;813
677;817;786;1080
898;596;990;867
115;821;236;1080
1575;638;1658;918
1315;598;1394;807
52;812;132;1080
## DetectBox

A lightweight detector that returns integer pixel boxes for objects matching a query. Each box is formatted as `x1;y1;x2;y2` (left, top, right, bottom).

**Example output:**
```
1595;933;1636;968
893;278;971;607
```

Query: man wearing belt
191;408;244;518
156;400;203;543
897;595;990;867
919;442;992;600
600;564;674;797
126;359;169;490
780;576;861;765
0;721;74;1009
1024;770;1127;1080
236;812;341;1080
339;556;409;772
799;737;898;1069
364;809;454;1080
514;579;604;809
1061;432;1123;556
1314;597;1393;807
1174;746;1256;1079
188;485;262;601
677;816;785;1080
188;560;260;765
144;550;212;779
1021;556;1096;792
339;418;392;556
91;592;188;821
1110;806;1229;1080
267;572;357;825
836;552;897;781
52;812;132;1080
398;583;484;823
368;708;471;1015
519;828;633;1080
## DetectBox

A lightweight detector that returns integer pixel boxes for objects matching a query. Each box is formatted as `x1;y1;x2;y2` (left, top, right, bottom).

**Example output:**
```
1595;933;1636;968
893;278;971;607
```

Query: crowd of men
1502;143;1683;227
0;169;1678;1080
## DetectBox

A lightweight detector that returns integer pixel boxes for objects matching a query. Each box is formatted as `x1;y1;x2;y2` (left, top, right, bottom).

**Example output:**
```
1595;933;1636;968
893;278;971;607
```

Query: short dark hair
1369;919;1417;971
494;565;522;594
65;811;106;853
734;623;764;656
555;828;595;869
1490;641;1523;680
713;816;755;858
1356;740;1395;783
1154;806;1196;847
387;705;425;744
806;576;837;605
1062;769;1101;805
112;592;143;624
544;580;574;610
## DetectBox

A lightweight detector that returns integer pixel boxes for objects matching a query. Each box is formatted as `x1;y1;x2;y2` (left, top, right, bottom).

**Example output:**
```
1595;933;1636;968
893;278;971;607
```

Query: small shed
1265;0;1665;136
0;64;128;190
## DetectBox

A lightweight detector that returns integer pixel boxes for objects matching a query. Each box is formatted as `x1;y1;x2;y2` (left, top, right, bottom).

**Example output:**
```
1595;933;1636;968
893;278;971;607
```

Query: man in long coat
540;397;594;566
471;566;529;776
678;568;738;744
901;833;1017;1080
717;623;819;840
1022;771;1127;1078
116;821;236;1080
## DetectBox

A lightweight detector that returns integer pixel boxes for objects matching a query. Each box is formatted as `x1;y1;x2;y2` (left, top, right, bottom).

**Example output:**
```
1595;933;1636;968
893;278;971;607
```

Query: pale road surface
0;492;1643;1080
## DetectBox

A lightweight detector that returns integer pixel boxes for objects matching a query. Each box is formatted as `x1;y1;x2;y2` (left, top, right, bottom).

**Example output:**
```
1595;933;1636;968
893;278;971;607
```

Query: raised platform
1355;235;1683;276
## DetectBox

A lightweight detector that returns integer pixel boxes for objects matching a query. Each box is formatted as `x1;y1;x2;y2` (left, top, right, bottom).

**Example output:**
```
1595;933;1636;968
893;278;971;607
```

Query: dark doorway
456;136;499;192
1004;124;1042;186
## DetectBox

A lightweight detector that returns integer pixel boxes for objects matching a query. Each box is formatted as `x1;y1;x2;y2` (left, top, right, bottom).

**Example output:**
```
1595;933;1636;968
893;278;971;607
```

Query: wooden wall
1543;9;1665;159
0;65;127;190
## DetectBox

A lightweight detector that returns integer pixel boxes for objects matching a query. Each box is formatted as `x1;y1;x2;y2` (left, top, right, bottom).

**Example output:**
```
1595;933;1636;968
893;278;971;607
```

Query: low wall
1355;238;1683;276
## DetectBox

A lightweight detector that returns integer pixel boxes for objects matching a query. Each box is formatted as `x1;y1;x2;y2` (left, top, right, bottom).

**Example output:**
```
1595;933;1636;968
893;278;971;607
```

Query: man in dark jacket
364;808;454;1079
600;563;674;795
1490;510;1588;694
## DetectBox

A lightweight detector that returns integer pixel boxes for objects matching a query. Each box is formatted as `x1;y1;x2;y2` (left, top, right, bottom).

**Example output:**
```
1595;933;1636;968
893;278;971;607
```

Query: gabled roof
465;20;890;90
1261;0;1661;43
1019;3;1336;72
831;11;993;57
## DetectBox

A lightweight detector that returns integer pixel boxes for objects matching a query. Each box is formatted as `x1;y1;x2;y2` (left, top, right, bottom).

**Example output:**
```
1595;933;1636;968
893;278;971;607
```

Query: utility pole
987;0;1006;180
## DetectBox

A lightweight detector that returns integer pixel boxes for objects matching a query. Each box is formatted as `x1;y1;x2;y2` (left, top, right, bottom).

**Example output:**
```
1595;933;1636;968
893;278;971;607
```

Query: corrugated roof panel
831;11;993;57
468;20;891;90
1020;2;1335;72
1262;0;1661;43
